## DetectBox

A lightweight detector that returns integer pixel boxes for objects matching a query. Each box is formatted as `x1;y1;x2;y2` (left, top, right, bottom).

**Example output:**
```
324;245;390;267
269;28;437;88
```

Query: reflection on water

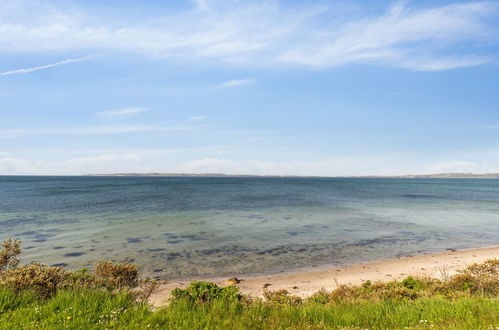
0;176;498;279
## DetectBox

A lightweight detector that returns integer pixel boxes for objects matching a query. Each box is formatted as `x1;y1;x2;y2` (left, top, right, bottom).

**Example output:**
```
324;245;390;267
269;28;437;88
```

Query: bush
94;261;139;290
64;268;96;288
135;279;159;304
0;239;147;299
447;259;499;296
362;280;372;288
170;281;241;304
307;289;330;304
309;279;435;304
466;258;499;276
401;276;417;289
0;263;70;298
0;238;22;271
263;289;302;305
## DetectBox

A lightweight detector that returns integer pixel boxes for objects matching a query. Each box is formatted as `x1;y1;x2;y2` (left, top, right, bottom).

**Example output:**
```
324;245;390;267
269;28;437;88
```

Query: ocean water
0;176;498;280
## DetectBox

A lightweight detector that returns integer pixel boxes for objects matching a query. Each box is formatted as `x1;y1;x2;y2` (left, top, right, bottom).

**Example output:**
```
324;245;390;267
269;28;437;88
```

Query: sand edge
148;245;499;307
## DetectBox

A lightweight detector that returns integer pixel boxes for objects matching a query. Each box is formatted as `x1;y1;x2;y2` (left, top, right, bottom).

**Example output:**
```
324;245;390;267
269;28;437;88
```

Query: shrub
170;281;241;304
447;259;499;296
94;261;138;290
0;263;69;298
263;289;302;305
307;289;330;304
63;268;97;289
135;278;159;304
402;276;417;289
313;280;428;303
362;280;372;288
465;259;499;276
0;239;148;298
0;238;22;271
327;284;359;302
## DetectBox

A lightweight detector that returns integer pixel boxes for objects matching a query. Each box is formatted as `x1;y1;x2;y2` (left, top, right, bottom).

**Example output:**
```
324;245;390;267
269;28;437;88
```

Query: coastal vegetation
0;238;498;329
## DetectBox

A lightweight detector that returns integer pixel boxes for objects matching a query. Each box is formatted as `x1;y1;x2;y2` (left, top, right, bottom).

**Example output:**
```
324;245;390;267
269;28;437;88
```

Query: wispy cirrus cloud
95;107;147;120
427;160;489;173
279;1;498;71
218;78;255;88
188;115;208;121
1;56;92;76
0;1;497;71
195;0;210;11
0;125;191;136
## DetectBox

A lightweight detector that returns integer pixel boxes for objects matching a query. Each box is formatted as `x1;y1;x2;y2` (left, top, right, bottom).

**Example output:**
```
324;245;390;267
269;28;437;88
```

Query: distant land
84;172;499;178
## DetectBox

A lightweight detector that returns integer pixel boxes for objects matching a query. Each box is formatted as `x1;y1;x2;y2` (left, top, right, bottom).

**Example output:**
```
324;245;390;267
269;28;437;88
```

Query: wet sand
149;245;499;307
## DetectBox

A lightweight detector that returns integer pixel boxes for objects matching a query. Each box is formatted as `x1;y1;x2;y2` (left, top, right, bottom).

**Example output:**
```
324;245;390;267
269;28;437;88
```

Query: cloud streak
427;160;489;173
188;115;208;121
95;107;147;119
218;78;254;88
0;125;191;136
2;146;499;175
0;1;497;71
280;2;498;70
1;56;91;76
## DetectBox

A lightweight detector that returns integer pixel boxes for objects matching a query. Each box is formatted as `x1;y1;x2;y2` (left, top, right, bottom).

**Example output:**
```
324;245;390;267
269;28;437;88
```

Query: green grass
0;287;497;329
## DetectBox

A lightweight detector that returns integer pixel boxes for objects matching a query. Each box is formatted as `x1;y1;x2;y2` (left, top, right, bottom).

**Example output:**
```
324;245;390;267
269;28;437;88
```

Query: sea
0;176;498;280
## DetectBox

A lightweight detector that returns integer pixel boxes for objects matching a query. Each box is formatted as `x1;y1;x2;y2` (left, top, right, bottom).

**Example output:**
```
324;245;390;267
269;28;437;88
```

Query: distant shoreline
82;172;499;178
2;172;499;178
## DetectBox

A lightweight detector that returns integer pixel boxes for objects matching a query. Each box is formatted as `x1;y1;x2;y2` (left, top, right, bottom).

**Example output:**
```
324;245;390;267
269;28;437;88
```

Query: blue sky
1;0;499;175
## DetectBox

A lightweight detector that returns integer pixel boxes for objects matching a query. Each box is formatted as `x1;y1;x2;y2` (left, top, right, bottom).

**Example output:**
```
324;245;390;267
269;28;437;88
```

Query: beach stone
225;277;241;285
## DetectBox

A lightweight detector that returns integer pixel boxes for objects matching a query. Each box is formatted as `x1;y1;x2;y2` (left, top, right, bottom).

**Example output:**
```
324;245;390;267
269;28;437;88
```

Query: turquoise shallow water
0;176;498;279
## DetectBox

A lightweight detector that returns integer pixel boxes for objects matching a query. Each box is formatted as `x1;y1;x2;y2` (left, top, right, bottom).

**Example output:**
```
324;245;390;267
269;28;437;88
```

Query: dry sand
149;246;498;307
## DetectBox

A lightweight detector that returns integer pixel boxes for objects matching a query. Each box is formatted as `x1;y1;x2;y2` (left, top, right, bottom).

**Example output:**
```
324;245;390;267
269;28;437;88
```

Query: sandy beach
149;245;499;307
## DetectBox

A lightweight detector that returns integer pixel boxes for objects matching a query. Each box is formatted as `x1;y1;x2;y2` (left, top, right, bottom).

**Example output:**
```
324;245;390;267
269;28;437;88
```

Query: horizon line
1;172;499;178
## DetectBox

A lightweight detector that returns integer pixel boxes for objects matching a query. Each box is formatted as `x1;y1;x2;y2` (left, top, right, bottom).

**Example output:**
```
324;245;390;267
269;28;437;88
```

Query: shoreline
149;245;499;307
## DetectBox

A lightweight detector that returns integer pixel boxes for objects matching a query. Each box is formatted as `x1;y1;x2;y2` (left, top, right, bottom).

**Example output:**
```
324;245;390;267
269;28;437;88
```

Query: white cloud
0;1;496;71
1;56;91;76
95;107;147;120
0;1;292;61
0;125;191;136
218;78;255;88
0;146;227;175
195;0;209;11
2;147;499;176
279;2;497;70
0;153;393;176
180;157;394;176
395;57;489;72
0;153;141;175
188;115;207;121
427;160;489;173
0;156;33;174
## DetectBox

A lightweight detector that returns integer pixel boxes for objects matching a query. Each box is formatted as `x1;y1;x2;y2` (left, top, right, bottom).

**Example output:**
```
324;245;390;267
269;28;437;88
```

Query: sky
1;0;499;176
